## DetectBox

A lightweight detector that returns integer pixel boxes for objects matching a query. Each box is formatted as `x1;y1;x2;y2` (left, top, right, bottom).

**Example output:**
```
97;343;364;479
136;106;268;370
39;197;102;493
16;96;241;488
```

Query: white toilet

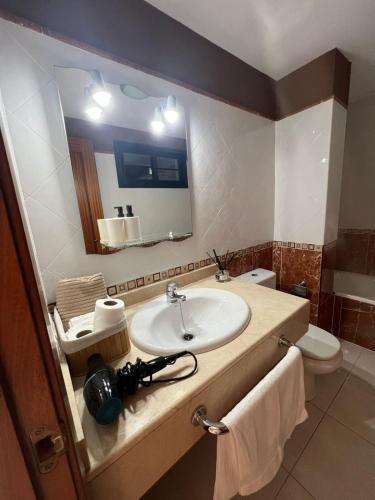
237;268;343;400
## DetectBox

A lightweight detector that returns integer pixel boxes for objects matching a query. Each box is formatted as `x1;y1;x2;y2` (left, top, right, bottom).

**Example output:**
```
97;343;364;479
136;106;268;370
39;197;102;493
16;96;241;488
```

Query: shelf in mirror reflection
100;232;193;250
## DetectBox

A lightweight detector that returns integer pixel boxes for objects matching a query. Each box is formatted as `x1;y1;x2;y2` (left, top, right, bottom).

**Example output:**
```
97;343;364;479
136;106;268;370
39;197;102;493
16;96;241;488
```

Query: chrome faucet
166;282;186;304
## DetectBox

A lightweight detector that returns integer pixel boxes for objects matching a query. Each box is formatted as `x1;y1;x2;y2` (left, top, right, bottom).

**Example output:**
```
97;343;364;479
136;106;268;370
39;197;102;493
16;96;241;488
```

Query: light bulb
150;106;165;134
89;70;112;107
164;95;179;123
92;89;112;107
84;87;103;121
85;105;103;121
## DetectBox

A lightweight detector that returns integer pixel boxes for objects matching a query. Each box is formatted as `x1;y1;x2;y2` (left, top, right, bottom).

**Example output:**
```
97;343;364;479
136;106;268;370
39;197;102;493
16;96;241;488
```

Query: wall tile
320;241;336;295
332;296;343;337
333;295;375;351
228;255;243;277
254;247;273;270
336;231;369;274
272;246;282;288
342;297;361;310
340;309;359;343
6;113;65;196
324;101;347;244
0;27;52;114
367;234;375;275
356;312;375;350
280;248;322;305
318;294;334;332
240;251;253;274
30;158;81;227
275;99;333;245
13;80;70;158
25;197;79;269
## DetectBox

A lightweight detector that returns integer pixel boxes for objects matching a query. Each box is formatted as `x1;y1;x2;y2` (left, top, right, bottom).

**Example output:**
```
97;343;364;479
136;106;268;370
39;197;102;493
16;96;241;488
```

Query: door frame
0;93;86;498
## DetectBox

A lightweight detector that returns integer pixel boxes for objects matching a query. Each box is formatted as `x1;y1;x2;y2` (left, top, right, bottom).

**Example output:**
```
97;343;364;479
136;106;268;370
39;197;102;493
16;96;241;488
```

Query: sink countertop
72;276;309;481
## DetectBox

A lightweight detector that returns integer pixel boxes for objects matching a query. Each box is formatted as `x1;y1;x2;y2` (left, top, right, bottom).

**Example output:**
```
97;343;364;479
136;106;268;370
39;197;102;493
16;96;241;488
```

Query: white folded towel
214;346;307;500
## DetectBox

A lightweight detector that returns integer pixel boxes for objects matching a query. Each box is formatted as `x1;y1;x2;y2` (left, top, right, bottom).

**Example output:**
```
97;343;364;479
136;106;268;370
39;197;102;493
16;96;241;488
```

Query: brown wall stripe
0;2;350;121
274;49;351;120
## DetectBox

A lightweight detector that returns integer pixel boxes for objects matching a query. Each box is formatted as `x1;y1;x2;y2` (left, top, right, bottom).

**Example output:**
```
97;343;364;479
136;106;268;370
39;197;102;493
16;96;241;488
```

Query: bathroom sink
129;288;250;355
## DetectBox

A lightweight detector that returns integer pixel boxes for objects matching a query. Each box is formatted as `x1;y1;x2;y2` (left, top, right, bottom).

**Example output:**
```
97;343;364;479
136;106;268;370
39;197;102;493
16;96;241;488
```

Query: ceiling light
84;87;103;121
150;106;165;134
163;95;179;123
89;70;112;107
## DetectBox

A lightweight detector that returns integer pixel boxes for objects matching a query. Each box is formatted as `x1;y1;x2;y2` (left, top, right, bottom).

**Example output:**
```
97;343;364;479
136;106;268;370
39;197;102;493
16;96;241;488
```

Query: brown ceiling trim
274;49;351;120
0;4;350;122
0;1;275;120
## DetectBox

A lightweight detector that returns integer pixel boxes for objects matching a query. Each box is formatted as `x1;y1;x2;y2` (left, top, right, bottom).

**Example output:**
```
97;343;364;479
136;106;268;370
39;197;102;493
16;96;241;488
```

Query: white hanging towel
214;346;307;500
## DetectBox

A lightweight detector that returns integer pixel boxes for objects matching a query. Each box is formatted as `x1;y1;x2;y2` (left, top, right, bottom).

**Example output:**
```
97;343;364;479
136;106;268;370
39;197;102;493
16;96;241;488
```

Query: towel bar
192;336;295;434
191;405;229;435
278;336;295;348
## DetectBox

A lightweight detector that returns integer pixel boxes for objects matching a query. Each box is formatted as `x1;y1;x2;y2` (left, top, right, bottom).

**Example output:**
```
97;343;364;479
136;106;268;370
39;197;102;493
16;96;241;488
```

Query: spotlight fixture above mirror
81;68;179;131
89;70;112;107
84;87;103;121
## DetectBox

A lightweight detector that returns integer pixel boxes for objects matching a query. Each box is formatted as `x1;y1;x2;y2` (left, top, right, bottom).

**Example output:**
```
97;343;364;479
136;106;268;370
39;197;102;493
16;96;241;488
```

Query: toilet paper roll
105;218;127;245
93;298;125;332
97;219;109;243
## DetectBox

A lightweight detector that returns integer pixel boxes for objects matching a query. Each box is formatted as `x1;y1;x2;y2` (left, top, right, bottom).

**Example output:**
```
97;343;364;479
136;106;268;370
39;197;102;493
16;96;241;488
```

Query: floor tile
340;340;362;371
311;368;348;411
276;476;314;500
293;415;375;500
283;402;323;471
351;347;375;388
328;374;375;444
242;466;288;500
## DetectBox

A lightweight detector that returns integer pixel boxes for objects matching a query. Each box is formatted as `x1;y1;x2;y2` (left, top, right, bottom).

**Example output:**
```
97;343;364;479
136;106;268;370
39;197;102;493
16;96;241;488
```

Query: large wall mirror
56;65;192;254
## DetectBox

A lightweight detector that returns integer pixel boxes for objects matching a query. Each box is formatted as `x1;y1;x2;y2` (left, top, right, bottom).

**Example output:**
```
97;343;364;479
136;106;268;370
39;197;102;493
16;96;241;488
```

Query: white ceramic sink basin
130;287;250;355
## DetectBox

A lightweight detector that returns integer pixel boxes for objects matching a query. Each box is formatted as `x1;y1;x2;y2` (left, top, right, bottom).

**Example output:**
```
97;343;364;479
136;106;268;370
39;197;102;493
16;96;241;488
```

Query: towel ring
191;405;229;435
192;336;295;434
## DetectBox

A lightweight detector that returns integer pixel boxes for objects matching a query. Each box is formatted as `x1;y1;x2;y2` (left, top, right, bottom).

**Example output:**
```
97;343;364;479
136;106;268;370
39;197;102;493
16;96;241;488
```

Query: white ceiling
146;0;375;103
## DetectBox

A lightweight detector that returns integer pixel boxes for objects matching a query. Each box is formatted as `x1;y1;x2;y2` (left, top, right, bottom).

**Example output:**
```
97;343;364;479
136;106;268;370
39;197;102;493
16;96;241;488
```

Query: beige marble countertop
72;275;309;481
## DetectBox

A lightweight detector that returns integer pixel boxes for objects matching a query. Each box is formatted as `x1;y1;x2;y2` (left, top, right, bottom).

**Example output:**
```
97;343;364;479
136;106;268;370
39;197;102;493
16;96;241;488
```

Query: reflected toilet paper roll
97;219;109;244
105;218;127;245
94;298;125;332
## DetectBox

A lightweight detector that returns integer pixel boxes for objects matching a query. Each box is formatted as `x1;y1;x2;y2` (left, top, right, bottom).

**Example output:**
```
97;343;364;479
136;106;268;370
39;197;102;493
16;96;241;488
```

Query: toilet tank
237;268;276;289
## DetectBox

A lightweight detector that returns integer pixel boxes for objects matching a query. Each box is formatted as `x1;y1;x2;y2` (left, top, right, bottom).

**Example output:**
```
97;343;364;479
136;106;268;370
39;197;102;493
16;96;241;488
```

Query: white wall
95;152;192;236
274;99;347;245
0;19;275;302
339;95;375;230
324;101;347;243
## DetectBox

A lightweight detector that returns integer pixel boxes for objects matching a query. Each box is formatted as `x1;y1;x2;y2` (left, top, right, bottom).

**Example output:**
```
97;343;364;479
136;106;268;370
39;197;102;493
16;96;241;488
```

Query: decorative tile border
273;241;323;251
48;239;326;310
105;241;273;296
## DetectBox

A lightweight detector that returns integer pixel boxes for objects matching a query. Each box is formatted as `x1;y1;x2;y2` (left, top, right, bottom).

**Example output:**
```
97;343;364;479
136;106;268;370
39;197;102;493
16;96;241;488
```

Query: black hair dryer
83;354;122;425
83;351;198;425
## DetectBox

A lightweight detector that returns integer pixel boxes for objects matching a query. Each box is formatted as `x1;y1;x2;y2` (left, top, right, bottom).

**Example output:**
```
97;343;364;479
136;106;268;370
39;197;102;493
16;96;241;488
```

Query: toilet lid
296;324;341;360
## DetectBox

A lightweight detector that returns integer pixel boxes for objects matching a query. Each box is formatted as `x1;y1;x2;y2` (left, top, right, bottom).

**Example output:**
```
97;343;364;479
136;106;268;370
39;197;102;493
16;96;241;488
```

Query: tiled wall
0;21;347;310
272;241;323;324
274;99;347;246
318;241;337;331
333;296;375;351
0;19;275;303
336;228;375;275
105;241;274;296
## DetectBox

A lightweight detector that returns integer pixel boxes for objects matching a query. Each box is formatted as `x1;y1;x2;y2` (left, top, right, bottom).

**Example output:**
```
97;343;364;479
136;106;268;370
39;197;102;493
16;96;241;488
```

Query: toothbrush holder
215;269;230;283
